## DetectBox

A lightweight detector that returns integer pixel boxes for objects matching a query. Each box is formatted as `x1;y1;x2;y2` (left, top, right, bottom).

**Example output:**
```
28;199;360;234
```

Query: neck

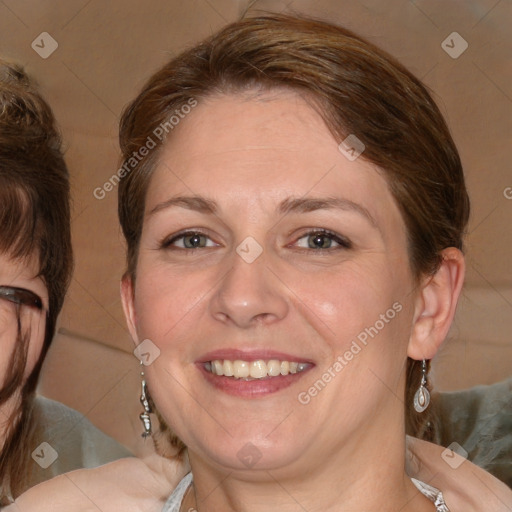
183;416;435;512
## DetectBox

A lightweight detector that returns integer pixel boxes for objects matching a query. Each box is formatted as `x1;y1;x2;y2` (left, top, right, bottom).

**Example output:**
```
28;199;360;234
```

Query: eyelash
293;229;352;250
160;229;352;252
160;230;218;250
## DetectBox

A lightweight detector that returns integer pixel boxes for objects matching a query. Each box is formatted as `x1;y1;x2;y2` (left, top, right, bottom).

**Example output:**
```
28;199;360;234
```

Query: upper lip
196;349;313;364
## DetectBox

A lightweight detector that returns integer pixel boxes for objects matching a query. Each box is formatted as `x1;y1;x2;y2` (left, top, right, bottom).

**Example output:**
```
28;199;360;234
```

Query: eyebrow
278;197;377;228
149;195;377;227
149;196;218;216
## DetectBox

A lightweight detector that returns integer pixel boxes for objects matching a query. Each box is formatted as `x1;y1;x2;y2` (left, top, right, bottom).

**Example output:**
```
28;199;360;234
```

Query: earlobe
407;248;465;360
120;275;139;346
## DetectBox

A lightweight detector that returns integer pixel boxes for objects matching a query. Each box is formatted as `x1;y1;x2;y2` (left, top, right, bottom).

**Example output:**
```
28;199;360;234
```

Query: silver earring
413;359;430;413
139;363;153;438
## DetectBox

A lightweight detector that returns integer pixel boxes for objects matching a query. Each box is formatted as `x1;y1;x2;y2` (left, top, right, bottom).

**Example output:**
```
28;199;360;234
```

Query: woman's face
0;252;47;389
124;91;421;476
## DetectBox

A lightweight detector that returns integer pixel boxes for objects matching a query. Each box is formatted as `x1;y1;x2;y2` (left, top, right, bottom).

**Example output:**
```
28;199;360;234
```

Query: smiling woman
8;13;512;512
117;12;468;457
120;92;454;512
112;13;508;512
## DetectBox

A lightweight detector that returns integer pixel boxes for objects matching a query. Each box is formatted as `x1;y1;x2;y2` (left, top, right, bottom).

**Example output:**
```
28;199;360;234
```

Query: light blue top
162;473;449;511
28;396;132;487
1;395;132;504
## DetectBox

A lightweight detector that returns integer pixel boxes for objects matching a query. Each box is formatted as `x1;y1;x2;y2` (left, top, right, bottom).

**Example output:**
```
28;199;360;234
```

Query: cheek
290;261;405;346
133;264;210;350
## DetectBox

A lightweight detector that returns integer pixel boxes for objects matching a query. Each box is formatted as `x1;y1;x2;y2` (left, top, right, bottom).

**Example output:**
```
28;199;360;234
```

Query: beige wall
1;0;510;455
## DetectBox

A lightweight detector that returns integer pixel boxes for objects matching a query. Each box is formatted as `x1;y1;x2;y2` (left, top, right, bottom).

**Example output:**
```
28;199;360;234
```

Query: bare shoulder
406;436;512;511
7;455;188;512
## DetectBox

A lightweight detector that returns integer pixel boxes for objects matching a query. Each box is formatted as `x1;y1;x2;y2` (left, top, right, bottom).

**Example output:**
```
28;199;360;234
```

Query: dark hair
0;61;73;502
118;14;469;450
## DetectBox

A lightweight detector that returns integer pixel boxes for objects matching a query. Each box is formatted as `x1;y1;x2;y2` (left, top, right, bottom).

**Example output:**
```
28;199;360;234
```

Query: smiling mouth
204;359;311;380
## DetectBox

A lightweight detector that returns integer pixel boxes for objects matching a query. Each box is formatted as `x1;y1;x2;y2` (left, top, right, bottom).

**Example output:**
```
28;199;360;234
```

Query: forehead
146;91;403;235
0;250;43;287
157;91;340;174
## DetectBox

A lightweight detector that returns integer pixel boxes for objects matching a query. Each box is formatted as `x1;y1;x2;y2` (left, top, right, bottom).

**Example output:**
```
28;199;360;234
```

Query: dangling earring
413;359;430;413
139;362;153;438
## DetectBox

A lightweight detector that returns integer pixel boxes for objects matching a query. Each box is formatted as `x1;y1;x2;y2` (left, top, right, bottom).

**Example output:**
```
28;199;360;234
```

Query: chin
187;425;309;474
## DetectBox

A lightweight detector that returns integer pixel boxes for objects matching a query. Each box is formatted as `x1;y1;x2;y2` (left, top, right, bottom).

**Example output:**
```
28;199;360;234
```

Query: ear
407;247;465;360
120;274;139;346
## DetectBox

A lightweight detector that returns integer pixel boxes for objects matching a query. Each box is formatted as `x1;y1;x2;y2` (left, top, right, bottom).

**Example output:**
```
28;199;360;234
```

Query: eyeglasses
0;286;43;310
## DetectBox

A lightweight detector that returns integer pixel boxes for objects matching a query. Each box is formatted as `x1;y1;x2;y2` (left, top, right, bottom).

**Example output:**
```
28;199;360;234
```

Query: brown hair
118;14;469;449
0;61;73;502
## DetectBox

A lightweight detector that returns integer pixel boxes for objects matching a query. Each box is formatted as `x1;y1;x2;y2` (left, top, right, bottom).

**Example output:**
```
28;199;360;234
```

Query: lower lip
197;364;312;398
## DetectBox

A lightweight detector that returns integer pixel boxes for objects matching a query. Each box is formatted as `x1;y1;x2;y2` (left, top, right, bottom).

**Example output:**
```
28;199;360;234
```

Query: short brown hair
118;14;469;447
0;61;73;502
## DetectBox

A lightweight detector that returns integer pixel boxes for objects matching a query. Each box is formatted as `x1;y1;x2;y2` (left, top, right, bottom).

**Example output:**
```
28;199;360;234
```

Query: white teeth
267;360;281;377
206;359;309;379
213;360;224;376
223;360;234;377
233;360;250;378
249;360;267;378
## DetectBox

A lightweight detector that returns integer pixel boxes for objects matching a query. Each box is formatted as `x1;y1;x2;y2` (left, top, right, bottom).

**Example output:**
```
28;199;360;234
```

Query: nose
209;251;289;328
